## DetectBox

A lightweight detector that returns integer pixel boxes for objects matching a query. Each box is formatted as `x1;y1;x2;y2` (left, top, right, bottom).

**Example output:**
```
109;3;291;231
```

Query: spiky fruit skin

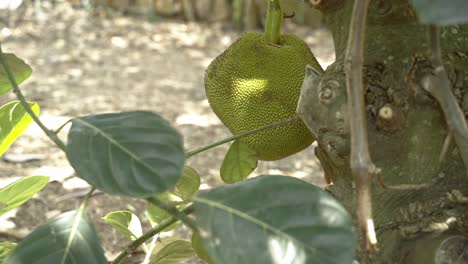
205;32;321;161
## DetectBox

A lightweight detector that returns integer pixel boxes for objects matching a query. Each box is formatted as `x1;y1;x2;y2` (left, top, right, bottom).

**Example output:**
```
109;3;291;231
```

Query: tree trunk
300;0;468;262
181;0;197;21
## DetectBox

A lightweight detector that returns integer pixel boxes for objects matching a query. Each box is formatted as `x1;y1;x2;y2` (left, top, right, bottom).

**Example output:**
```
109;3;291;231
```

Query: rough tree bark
298;0;468;262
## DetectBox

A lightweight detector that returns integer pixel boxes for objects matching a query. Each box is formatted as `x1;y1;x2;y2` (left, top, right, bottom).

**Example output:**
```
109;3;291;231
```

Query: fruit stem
264;0;283;45
185;115;300;158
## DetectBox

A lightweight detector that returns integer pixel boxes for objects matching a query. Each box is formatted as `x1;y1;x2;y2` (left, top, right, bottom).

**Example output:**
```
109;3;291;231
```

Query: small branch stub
376;104;404;131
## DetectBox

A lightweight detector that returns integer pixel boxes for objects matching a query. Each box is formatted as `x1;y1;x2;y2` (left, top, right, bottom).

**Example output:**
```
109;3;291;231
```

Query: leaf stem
54;119;72;134
264;0;283;45
0;44;67;152
185;115;300;159
111;205;194;264
61;187;95;264
147;197;197;230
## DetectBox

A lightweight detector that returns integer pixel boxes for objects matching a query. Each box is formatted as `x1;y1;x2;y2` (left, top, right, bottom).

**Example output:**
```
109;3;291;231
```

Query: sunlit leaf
66;111;185;198
102;211;142;240
173;166;200;201
0;175;49;216
0;53;32;95
0;101;39;156
0;241;16;263
191;232;214;264
149;237;195;264
411;0;468;25
193;175;356;264
7;211;107;264
220;140;257;183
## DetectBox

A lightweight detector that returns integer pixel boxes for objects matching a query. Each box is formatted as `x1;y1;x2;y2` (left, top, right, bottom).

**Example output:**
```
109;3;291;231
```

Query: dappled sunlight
176;113;219;127
32;166;74;182
159;78;194;90
175;99;221;127
268;236;306;264
62;176;89;190
0;0;22;10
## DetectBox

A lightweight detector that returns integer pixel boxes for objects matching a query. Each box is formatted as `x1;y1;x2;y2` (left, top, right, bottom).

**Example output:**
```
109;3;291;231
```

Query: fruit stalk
185;116;300;159
264;0;283;45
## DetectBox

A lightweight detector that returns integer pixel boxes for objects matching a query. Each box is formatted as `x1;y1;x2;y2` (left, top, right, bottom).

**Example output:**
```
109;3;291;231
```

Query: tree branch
420;25;468;175
0;44;67;152
344;0;378;255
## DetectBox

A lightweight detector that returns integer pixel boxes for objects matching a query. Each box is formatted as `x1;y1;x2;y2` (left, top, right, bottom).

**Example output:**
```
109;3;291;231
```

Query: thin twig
376;174;430;190
185;115;300;158
344;0;378;255
111;205;194;264
439;131;453;163
421;26;468;175
0;44;67;152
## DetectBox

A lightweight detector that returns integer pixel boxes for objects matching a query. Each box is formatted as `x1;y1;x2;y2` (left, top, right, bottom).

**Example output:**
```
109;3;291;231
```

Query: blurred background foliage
0;0;323;29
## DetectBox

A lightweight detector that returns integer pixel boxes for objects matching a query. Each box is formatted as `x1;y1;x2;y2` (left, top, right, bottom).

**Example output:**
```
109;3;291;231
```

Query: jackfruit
205;32;322;161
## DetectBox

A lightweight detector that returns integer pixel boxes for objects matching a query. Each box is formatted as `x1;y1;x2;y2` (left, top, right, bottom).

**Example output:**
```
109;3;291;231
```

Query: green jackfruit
205;32;322;161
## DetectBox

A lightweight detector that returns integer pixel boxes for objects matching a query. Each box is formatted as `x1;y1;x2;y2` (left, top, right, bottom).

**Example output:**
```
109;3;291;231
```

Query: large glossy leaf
0;101;40;156
66;111;185;198
149;237;195;264
102;210;142;240
411;0;468;25
0;53;32;95
6;211;107;264
173;166;200;201
220;140;257;184
193;175;356;264
0;241;16;263
0;175;49;216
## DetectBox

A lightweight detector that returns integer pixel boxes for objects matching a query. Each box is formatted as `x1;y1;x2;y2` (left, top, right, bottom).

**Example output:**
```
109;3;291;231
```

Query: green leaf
149;237;195;264
66;111;185;198
0;53;32;95
173;166;200;201
411;0;468;25
146;166;199;230
0;101;40;156
146;194;184;231
193;175;356;264
220;140;258;184
0;175;49;216
0;241;16;263
102;211;142;240
6;211;107;264
191;232;214;264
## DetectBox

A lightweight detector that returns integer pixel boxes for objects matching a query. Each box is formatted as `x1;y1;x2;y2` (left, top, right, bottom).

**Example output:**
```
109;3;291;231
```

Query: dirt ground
0;2;335;263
